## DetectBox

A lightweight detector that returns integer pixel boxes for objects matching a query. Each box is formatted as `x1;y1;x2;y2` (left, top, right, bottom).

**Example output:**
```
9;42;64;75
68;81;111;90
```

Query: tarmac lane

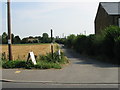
1;47;120;88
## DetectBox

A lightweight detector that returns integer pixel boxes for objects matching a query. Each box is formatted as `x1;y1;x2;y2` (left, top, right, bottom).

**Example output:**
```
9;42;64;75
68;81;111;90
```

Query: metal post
7;0;12;60
51;29;53;59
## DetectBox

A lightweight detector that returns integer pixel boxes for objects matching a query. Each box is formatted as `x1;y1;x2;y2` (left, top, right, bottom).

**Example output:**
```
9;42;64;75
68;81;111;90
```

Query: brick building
95;2;120;34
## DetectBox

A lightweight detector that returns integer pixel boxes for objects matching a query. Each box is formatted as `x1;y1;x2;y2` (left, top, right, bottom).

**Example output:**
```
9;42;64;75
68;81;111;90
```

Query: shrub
74;35;87;53
34;62;61;69
114;36;120;64
65;34;76;48
84;34;96;55
38;51;68;64
2;51;68;69
2;60;62;69
2;61;26;69
64;25;120;64
102;26;120;59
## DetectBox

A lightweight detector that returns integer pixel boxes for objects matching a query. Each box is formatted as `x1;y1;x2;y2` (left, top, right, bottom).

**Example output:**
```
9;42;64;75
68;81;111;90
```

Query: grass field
1;44;58;60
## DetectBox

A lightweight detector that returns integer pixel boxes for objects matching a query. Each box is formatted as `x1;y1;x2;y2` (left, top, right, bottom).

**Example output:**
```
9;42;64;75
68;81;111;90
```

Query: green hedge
65;25;120;65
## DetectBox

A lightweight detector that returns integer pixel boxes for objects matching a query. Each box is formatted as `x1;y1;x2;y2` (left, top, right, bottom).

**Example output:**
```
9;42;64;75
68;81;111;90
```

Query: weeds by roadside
2;51;69;69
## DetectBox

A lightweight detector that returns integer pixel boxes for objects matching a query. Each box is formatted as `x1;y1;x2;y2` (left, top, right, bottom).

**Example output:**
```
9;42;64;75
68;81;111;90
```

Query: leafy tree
0;35;2;44
21;38;28;44
2;32;8;44
35;36;42;43
29;36;34;38
42;33;50;43
74;35;87;53
14;36;21;44
11;33;14;44
65;34;76;48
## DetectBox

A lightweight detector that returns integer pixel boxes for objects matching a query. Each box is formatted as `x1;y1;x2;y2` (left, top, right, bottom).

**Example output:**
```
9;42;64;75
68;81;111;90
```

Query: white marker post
27;52;37;65
58;49;61;59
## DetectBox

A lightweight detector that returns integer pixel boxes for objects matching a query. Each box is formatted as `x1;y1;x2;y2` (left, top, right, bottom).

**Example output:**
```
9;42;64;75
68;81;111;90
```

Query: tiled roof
101;2;120;15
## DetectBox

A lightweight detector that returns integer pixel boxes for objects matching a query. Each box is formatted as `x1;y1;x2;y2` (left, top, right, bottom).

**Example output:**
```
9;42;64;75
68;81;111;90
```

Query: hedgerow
65;25;120;65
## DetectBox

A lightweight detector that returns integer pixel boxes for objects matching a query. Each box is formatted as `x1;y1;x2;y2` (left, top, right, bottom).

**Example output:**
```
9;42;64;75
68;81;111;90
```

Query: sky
0;0;120;39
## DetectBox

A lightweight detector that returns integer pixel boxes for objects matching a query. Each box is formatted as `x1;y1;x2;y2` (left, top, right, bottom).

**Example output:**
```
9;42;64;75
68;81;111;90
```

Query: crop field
1;44;57;60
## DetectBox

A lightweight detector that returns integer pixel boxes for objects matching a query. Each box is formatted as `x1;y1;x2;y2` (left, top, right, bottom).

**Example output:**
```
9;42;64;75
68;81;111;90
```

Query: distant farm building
95;2;120;34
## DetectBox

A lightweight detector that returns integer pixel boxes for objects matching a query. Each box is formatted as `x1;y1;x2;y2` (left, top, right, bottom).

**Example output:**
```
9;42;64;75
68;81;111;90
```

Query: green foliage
2;51;68;69
74;35;87;53
2;32;8;44
114;36;120;64
38;51;68;64
14;36;21;44
2;60;62;69
1;32;52;44
65;26;120;64
2;61;26;69
55;38;66;44
65;34;76;48
34;61;61;69
42;33;51;43
0;35;2;44
102;26;120;58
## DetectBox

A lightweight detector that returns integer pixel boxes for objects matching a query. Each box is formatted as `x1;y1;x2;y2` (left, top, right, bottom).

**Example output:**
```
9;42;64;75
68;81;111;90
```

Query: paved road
2;82;119;88
2;47;119;88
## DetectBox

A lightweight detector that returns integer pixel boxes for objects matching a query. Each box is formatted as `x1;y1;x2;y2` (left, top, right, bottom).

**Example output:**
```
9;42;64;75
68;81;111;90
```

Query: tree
14;36;21;44
42;33;50;43
21;38;28;44
0;35;2;44
11;33;14;44
2;32;8;44
35;36;42;43
65;34;76;48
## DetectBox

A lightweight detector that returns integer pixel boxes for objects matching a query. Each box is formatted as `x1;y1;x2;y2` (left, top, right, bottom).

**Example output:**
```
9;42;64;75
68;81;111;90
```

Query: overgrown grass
2;60;62;69
2;51;69;69
38;51;68;64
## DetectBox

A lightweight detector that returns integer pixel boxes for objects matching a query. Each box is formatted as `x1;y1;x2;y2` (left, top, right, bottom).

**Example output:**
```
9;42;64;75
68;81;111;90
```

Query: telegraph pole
51;29;53;59
7;0;12;60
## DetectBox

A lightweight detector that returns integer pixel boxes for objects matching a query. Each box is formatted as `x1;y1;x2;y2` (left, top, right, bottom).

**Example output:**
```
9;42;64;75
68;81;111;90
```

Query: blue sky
0;0;119;38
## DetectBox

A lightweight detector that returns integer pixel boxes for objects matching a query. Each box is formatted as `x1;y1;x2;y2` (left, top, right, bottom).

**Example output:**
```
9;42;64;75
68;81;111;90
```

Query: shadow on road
62;47;119;68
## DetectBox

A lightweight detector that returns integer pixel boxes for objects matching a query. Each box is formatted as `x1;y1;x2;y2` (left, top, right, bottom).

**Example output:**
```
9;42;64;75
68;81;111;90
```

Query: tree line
0;32;52;44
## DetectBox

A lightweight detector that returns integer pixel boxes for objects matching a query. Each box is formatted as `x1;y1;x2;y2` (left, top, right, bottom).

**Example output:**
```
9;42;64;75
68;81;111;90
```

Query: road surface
2;46;119;88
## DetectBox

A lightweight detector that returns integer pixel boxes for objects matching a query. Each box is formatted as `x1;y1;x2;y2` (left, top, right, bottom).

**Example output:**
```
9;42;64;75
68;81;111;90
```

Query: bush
65;25;120;64
65;34;76;48
34;62;61;69
38;51;68;64
2;60;62;69
74;35;87;53
114;36;120;64
2;51;68;69
84;34;96;55
2;61;26;69
102;26;120;59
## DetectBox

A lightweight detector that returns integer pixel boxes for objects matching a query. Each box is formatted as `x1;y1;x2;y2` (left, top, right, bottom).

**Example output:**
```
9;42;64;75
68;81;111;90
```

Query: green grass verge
2;60;62;69
2;51;69;69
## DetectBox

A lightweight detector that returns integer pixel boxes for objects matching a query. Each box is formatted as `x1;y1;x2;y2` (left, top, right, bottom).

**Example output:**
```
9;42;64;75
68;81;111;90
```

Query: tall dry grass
1;44;58;60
